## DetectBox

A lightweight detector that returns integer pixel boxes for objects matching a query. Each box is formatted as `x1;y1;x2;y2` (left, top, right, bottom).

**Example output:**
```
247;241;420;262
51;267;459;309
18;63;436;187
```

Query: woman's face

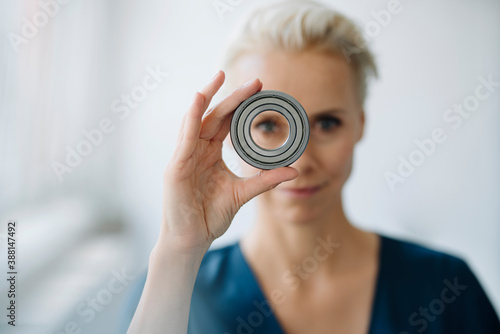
226;50;365;224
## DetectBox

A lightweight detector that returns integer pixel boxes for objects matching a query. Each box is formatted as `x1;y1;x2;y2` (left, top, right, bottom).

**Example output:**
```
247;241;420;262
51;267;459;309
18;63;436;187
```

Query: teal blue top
120;234;500;333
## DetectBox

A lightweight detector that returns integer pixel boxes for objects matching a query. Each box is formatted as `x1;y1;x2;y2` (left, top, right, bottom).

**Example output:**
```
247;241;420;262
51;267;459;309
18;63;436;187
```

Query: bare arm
126;70;298;334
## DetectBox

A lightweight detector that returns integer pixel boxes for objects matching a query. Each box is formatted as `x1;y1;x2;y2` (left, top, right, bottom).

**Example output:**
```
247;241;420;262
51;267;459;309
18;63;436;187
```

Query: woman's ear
357;109;365;143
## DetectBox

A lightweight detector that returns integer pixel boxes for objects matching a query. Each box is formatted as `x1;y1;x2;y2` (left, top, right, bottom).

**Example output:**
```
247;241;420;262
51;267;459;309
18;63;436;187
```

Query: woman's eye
316;116;341;131
256;121;276;133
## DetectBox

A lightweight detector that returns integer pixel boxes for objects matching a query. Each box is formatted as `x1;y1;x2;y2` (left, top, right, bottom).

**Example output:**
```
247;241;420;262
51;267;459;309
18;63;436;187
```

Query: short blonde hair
219;0;378;105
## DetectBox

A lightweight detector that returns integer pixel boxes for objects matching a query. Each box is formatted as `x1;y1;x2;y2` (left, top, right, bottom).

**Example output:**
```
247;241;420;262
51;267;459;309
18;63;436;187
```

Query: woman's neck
239;198;379;279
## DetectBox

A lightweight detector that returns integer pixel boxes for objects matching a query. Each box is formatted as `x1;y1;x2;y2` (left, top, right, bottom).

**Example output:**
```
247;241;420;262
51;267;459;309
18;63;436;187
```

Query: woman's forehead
228;51;359;111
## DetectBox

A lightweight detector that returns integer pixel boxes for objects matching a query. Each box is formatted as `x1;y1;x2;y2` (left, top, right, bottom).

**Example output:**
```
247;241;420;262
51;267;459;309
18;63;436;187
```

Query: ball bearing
230;90;310;169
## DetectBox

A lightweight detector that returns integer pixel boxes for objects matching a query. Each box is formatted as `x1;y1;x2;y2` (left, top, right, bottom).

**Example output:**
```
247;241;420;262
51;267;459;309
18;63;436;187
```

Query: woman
123;1;500;333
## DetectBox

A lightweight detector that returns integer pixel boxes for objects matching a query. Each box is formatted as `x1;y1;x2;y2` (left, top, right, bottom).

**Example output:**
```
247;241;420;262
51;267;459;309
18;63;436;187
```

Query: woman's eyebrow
309;109;346;118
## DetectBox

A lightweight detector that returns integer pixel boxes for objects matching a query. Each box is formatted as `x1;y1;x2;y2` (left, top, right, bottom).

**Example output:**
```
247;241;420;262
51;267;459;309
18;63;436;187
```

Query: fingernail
244;78;257;87
212;70;221;81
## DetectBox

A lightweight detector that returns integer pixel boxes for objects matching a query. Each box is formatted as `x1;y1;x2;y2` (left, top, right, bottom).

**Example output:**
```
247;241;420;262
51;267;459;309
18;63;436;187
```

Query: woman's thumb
235;167;299;205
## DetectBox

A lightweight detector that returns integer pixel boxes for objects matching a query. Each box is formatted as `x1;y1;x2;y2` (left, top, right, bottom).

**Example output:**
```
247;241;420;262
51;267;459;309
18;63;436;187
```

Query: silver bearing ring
230;90;310;169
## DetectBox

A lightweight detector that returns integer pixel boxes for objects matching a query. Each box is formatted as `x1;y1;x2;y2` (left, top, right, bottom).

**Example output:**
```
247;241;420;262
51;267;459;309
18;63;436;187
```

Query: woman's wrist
149;240;209;275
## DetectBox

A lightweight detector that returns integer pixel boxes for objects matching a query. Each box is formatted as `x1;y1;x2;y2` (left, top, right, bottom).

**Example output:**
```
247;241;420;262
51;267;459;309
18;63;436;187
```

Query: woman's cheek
324;138;356;178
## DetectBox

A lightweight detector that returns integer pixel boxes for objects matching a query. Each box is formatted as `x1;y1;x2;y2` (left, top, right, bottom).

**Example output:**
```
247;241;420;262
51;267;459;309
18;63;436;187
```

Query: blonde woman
123;1;500;333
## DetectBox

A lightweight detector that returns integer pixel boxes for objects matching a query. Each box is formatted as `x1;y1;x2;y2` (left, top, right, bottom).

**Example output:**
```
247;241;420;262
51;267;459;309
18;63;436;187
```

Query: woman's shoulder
194;241;242;287
376;233;481;296
373;233;500;333
201;241;240;264
378;233;470;275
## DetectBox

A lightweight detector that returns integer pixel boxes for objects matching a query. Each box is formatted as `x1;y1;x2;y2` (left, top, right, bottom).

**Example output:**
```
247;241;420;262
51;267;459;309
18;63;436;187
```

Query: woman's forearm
126;245;206;334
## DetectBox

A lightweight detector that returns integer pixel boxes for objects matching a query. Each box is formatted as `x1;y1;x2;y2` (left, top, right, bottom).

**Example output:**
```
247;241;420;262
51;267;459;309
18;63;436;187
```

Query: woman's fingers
234;167;299;206
174;71;225;162
173;72;262;163
213;81;263;142
174;93;205;163
199;78;262;141
212;116;232;143
200;70;225;111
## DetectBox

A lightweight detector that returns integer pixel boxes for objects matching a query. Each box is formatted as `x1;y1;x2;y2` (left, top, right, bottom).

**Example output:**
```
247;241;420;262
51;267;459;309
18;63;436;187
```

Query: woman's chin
274;206;324;225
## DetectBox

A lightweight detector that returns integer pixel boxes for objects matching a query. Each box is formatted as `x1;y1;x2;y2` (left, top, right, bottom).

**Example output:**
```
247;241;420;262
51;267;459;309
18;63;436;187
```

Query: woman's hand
127;71;298;334
157;70;298;257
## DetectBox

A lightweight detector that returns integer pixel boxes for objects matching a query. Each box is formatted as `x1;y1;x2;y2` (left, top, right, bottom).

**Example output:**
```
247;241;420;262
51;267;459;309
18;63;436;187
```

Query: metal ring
230;90;310;169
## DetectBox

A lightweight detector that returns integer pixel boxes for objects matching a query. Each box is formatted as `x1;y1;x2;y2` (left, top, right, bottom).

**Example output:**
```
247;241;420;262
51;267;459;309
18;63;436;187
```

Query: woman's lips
278;185;323;198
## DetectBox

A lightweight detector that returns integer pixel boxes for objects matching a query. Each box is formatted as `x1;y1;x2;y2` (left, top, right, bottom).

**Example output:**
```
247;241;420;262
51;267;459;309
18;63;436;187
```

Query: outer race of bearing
230;90;310;169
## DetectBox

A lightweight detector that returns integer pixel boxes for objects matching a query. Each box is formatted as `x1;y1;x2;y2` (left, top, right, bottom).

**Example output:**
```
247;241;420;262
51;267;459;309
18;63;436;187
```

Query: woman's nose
289;140;318;175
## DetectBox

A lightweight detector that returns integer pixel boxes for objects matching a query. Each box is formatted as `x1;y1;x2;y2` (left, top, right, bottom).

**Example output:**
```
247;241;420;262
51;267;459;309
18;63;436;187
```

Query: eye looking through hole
250;110;290;150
